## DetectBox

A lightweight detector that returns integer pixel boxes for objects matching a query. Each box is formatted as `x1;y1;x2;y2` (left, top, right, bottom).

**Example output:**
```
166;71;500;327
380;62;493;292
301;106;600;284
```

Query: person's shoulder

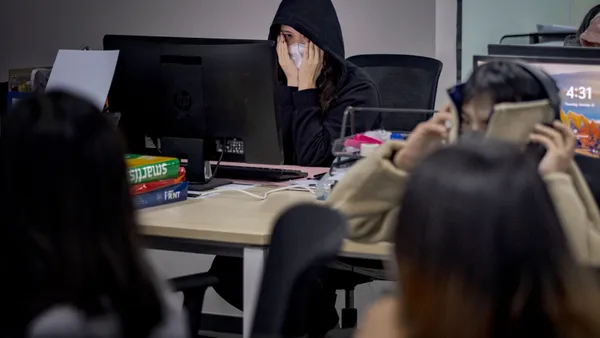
339;61;379;96
344;61;376;86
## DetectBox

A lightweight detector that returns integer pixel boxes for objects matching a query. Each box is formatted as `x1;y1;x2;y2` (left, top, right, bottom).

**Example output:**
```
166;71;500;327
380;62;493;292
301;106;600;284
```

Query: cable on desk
205;149;225;183
221;185;315;200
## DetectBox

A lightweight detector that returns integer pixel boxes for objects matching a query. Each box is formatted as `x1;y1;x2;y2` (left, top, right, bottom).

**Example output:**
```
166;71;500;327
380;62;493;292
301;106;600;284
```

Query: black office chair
169;272;219;337
347;54;443;131
251;204;348;338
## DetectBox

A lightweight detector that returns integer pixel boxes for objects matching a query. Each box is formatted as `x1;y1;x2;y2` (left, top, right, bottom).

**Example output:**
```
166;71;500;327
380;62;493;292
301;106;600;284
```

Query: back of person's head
394;139;600;338
0;91;163;337
463;60;556;107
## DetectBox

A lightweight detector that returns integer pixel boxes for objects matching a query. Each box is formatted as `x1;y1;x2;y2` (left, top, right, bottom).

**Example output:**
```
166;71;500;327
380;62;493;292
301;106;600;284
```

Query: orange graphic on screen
561;109;600;158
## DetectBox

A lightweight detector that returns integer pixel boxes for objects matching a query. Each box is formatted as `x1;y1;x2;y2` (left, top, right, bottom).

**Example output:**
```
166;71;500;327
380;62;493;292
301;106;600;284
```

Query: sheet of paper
46;50;119;111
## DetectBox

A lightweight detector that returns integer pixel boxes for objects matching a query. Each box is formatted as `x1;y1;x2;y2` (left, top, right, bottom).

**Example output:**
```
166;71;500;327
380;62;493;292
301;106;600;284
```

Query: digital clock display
566;86;592;100
476;58;600;158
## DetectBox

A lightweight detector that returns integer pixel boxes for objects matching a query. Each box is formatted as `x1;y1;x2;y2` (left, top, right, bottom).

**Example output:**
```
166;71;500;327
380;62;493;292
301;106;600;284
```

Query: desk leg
243;247;266;338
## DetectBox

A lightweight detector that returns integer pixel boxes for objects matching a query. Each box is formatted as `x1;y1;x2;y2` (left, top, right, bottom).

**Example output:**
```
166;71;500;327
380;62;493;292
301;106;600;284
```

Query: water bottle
315;172;337;201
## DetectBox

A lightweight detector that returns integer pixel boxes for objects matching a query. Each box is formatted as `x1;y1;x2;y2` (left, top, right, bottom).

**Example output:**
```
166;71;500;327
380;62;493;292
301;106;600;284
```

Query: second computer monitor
104;35;283;164
474;55;600;158
488;44;600;59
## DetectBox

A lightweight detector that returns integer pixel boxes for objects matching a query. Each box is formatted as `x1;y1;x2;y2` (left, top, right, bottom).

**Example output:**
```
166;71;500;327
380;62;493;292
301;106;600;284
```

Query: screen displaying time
526;62;600;158
566;86;592;100
476;58;600;158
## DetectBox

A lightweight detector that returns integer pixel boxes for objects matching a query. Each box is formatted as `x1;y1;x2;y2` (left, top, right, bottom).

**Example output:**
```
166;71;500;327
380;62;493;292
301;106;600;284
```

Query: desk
138;186;390;338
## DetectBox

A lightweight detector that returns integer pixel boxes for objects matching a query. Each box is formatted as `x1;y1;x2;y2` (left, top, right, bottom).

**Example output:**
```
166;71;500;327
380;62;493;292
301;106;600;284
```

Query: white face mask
288;43;305;69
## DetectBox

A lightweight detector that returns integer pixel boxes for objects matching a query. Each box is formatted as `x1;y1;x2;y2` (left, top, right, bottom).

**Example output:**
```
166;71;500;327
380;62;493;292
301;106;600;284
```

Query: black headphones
510;60;562;120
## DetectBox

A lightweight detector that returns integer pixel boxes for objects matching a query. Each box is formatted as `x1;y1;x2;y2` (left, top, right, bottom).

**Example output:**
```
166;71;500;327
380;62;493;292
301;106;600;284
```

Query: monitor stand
161;137;233;192
189;162;232;191
189;178;231;192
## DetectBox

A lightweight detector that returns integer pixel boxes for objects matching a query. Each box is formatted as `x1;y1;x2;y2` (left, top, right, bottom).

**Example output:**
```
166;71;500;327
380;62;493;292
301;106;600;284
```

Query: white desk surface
138;186;390;258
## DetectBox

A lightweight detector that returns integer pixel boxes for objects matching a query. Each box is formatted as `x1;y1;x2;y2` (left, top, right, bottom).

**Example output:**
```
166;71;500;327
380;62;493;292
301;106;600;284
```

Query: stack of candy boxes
126;155;189;209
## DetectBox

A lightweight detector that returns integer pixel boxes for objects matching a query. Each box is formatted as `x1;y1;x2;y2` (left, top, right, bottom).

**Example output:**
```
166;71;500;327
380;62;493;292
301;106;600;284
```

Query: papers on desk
46;50;119;111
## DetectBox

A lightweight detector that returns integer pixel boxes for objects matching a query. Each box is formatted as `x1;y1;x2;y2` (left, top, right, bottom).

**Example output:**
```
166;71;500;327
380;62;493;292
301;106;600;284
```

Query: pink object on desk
344;134;382;149
210;161;328;186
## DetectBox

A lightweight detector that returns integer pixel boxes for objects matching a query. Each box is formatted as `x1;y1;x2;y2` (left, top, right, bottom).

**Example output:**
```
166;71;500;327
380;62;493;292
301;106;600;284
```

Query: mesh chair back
347;54;442;132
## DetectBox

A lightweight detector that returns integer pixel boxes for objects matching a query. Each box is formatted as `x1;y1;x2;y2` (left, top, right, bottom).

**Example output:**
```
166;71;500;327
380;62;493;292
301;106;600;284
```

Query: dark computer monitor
488;44;600;59
474;55;600;159
103;35;283;164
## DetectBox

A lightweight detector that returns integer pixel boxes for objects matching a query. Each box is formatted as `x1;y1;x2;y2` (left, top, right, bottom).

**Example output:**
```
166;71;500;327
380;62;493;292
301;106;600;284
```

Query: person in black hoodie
270;0;380;166
208;1;380;336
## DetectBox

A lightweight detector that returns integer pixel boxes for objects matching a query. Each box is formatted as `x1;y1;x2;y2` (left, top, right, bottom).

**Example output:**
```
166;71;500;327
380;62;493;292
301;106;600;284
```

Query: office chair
251;203;348;338
347;54;443;131
170;272;219;337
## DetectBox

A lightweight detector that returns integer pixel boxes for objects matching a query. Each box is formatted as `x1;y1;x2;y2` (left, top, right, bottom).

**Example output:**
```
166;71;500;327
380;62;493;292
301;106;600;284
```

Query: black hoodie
269;0;381;167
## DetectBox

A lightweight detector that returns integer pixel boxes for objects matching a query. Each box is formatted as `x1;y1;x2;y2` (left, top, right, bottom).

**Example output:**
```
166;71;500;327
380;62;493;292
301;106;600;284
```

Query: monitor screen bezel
487;44;600;60
473;54;600;71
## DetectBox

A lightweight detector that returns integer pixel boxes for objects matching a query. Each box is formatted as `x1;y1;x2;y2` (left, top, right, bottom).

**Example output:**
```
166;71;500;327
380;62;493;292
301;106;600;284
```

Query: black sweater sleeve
291;78;380;167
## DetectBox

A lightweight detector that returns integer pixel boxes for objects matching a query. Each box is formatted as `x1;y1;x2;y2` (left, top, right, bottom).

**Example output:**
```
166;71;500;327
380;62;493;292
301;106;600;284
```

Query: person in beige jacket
329;60;600;266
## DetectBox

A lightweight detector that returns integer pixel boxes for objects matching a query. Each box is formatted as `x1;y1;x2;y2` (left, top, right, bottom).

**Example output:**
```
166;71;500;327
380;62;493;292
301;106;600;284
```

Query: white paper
46;50;119;111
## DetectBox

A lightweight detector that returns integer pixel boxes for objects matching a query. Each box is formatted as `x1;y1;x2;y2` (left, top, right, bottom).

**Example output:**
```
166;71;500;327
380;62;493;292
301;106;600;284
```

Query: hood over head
269;0;346;67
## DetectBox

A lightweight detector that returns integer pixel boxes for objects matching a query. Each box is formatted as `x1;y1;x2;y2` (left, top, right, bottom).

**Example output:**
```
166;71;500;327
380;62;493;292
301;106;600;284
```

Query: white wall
1;0;454;318
460;0;600;80
0;0;442;81
461;0;571;79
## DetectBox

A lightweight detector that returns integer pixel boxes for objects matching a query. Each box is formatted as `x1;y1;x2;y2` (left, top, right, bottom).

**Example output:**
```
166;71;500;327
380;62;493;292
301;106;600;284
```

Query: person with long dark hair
0;91;187;338
356;140;600;338
270;0;380;166
329;60;600;266
207;1;380;336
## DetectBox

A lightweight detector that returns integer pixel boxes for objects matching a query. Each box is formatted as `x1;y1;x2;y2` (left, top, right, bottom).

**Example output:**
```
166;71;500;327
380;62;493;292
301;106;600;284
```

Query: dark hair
276;46;343;112
0;92;164;337
395;140;600;338
577;5;600;42
316;53;343;112
464;60;557;105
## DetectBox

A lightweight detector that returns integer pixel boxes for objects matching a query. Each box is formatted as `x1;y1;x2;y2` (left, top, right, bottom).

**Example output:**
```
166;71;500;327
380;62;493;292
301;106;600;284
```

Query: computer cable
205;148;225;183
213;185;315;200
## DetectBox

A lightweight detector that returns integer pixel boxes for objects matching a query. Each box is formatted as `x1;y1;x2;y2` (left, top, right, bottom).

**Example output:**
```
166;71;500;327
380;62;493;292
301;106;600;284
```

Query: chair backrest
251;204;348;338
347;54;442;132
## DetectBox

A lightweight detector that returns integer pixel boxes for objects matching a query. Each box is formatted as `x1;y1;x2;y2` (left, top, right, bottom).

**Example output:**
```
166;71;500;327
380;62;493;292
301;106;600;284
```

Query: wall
1;0;440;82
0;0;454;318
461;0;572;79
460;0;600;80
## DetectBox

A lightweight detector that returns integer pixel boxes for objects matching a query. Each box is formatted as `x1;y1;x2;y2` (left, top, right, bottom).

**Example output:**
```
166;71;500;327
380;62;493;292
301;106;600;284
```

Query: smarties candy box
126;155;180;185
130;166;186;195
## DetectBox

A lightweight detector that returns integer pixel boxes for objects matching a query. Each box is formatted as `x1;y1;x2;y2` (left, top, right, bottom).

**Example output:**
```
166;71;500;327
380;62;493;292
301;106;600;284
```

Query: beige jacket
329;100;600;266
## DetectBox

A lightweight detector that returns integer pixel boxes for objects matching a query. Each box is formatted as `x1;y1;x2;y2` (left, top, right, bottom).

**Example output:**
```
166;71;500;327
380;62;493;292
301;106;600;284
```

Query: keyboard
211;164;308;182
